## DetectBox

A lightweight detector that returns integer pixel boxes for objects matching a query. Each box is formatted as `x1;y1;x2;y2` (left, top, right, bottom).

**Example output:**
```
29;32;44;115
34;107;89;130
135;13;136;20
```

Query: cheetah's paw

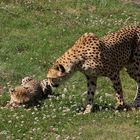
83;104;93;114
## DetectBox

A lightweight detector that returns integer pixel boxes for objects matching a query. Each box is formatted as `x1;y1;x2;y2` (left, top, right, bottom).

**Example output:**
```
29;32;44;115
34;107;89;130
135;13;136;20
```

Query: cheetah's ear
56;64;65;73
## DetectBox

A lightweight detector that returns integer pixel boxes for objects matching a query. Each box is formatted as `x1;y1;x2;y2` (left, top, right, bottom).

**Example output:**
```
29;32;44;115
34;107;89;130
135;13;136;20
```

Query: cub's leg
84;76;97;114
110;73;126;109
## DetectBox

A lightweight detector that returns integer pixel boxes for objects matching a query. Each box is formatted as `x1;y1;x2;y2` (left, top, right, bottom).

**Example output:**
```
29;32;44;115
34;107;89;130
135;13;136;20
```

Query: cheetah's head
9;86;31;105
47;63;66;88
4;85;36;108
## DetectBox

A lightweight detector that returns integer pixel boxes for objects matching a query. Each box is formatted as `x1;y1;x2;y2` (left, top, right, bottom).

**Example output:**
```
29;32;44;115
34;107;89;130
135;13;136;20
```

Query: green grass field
1;0;140;139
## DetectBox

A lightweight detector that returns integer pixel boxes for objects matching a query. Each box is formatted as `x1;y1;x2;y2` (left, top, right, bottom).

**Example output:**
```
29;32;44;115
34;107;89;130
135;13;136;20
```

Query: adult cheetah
47;25;140;113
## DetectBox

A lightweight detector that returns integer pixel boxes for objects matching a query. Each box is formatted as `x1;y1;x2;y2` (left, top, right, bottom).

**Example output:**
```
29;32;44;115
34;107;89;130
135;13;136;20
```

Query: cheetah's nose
52;83;59;88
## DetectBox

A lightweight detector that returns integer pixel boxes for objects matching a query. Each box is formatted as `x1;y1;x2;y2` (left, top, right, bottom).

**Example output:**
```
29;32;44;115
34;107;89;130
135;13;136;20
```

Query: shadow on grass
92;103;133;113
78;103;132;113
1;92;61;109
93;103;115;112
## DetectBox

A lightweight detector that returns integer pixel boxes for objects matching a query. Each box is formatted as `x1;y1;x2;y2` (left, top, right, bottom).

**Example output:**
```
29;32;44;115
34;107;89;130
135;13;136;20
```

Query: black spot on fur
90;81;96;86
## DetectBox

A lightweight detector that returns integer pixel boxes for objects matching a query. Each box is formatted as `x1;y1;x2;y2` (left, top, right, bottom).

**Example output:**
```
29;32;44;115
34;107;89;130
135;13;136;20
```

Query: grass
0;0;140;139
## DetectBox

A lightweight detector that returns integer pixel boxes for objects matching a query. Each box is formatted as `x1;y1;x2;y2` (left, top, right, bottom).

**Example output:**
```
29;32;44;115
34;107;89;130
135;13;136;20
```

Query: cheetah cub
5;77;52;108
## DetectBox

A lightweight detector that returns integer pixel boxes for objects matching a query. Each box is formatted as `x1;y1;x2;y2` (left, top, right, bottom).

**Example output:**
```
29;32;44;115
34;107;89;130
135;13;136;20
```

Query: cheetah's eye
56;66;59;71
58;64;65;73
55;64;65;73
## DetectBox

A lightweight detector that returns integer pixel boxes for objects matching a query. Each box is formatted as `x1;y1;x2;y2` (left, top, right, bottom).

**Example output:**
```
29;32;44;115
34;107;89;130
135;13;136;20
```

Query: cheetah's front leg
84;76;97;114
110;74;126;109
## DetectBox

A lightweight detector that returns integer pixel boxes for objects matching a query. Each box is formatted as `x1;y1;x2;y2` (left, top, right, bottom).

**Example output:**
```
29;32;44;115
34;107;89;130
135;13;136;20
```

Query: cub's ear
9;88;15;93
58;64;65;73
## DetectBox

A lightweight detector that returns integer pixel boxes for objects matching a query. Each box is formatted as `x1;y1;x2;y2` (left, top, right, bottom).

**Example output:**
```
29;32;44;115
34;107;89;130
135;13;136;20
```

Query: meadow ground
1;0;140;139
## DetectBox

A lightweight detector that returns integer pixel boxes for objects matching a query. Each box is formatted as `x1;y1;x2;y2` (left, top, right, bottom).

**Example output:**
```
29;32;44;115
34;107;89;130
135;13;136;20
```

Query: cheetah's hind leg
126;62;140;109
133;83;140;109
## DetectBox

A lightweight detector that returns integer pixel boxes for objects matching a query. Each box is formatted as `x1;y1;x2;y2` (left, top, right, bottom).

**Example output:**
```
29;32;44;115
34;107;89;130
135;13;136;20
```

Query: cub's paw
40;79;53;98
5;101;21;108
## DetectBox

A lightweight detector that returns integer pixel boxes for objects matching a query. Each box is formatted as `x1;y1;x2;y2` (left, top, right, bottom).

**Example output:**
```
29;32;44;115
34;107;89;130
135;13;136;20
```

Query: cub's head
6;85;40;108
47;63;66;88
9;86;31;105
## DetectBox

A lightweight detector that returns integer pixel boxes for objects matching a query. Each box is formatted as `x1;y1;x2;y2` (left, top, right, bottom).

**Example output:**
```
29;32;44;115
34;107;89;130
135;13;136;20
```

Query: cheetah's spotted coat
47;25;140;113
